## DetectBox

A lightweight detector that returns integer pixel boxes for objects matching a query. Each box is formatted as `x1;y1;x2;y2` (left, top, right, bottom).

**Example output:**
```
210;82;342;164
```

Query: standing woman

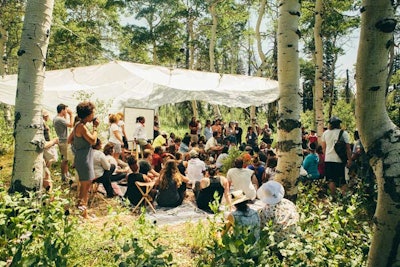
108;114;124;161
116;112;129;148
133;116;148;153
156;159;189;207
68;101;98;217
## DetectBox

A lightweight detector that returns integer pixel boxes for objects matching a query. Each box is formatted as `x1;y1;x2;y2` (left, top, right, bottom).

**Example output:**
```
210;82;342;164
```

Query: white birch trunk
275;0;302;198
356;1;400;266
313;0;324;137
208;0;222;119
10;0;55;192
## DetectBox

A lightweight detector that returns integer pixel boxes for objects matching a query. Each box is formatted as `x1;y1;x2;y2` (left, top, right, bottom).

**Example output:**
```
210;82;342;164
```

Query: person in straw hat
223;190;261;240
257;181;299;241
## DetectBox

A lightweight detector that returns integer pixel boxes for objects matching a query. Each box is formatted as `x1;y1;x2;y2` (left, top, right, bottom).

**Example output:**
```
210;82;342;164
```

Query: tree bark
356;1;400;266
275;0;302;199
10;0;55;193
313;0;324;138
208;0;222;119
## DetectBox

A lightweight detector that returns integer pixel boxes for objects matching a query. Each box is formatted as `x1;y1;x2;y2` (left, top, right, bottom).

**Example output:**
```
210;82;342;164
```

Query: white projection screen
124;107;155;149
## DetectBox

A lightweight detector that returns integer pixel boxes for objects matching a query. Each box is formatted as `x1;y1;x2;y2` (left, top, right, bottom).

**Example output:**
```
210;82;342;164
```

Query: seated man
194;166;230;213
186;149;206;186
125;156;154;207
215;146;229;171
139;149;160;180
103;142;130;182
226;157;258;201
92;139;116;198
152;131;168;149
204;131;223;155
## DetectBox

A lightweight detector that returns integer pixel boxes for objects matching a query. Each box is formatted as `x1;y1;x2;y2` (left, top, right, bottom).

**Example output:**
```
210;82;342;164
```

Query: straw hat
230;190;249;206
257;181;284;205
189;149;199;158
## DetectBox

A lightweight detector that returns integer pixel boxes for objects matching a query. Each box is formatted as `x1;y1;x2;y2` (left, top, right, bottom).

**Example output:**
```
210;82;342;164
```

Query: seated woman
103;142;129;182
156;159;189;208
223;190;260;240
92;138;117;198
257;181;299;242
125;156;153;207
194;166;230;213
301;142;320;180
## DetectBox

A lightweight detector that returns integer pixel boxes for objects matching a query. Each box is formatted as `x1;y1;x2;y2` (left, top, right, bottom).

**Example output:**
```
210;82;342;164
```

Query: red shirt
309;135;318;144
152;153;163;173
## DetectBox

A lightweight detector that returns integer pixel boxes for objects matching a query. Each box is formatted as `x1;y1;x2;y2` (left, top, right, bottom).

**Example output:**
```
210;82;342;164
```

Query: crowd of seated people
57;108;305;221
46;106;305;244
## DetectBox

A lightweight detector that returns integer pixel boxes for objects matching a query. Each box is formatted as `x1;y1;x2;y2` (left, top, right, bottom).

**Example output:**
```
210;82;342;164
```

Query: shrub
0;189;76;266
0;108;14;155
114;212;173;266
196;183;372;266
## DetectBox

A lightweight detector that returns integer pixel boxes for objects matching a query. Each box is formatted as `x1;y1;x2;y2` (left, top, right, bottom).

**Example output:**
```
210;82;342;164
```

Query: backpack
334;130;347;163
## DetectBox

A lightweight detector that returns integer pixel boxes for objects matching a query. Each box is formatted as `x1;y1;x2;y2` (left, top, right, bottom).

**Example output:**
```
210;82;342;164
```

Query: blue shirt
302;153;320;179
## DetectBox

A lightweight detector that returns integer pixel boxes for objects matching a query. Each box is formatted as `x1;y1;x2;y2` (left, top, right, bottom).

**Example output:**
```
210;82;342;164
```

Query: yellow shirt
152;135;166;148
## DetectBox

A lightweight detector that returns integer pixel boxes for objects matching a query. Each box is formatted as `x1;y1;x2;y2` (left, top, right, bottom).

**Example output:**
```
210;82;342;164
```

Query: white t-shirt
226;168;257;200
133;123;147;140
321;128;350;163
109;123;121;144
186;158;206;183
216;153;228;168
205;137;218;152
118;120;125;137
105;154;119;175
93;149;111;179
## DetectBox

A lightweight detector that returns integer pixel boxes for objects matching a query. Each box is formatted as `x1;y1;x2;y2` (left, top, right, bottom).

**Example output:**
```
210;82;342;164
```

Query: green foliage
48;0;123;69
196;183;372;266
301;99;356;138
0;108;14;155
221;146;244;174
331;99;356;134
114;212;173;266
0;189;76;266
72;90;113;142
386;87;400;126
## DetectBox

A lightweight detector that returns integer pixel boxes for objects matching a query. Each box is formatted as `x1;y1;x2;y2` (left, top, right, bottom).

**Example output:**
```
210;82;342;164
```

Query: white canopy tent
0;60;279;113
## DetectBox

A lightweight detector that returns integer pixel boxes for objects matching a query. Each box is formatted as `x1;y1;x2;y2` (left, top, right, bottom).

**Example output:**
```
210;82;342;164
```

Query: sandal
77;205;88;219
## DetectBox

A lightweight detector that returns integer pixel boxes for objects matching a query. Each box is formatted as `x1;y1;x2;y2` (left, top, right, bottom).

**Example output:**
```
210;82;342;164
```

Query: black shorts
325;162;346;187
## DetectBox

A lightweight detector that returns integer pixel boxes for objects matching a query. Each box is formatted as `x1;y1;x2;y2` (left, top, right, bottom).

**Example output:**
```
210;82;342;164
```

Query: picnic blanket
98;183;266;226
145;199;266;226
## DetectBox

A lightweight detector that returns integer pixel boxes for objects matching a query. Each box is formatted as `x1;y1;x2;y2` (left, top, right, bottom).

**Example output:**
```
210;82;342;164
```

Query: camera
92;117;97;122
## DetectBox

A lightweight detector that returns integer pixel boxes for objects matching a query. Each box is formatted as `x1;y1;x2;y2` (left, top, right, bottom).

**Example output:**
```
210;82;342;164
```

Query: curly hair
76;101;95;120
159;159;182;190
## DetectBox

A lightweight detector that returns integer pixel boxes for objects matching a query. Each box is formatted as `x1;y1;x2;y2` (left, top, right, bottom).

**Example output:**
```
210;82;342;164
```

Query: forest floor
1;153;208;266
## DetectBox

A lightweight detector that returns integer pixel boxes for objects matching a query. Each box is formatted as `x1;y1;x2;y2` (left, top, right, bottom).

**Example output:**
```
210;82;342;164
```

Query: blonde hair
116;112;124;120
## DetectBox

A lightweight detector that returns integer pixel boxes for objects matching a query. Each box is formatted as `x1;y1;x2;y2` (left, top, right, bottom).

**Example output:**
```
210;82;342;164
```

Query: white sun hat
257;181;285;205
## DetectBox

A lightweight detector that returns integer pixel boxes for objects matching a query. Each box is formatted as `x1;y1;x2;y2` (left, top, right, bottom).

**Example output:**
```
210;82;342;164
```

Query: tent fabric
0;60;279;113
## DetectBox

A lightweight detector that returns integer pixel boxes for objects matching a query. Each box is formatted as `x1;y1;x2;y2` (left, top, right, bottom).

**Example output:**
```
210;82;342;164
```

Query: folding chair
88;181;108;208
132;181;156;213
